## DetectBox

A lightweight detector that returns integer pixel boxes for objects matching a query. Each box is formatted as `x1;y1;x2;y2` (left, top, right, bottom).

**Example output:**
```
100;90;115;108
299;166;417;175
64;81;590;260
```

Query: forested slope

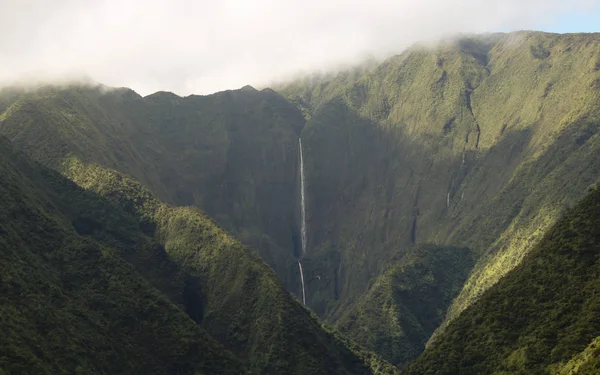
0;136;397;374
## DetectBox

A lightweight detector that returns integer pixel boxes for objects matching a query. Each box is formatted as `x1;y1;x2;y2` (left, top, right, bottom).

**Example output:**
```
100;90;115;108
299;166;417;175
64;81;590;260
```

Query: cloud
0;0;597;95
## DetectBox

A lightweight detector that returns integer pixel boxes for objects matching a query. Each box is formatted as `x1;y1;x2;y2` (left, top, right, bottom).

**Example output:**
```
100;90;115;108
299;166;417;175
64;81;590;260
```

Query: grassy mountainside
63;157;398;375
0;136;398;374
0;137;240;374
273;58;379;120
407;186;600;374
335;245;473;367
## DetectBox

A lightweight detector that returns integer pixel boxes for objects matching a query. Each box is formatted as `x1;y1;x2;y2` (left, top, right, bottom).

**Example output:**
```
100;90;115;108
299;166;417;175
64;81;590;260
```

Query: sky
0;0;598;96
541;7;600;33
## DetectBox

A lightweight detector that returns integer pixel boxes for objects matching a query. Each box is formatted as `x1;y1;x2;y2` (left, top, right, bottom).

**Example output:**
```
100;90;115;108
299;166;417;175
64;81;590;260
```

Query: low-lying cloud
0;0;597;95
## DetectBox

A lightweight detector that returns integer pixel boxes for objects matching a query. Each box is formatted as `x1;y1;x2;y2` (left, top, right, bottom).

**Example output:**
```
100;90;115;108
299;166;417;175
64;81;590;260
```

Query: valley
1;30;600;373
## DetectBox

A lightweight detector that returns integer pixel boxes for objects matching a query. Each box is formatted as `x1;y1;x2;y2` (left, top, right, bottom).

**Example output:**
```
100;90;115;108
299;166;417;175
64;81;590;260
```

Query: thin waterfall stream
298;261;306;305
300;138;306;255
298;138;307;305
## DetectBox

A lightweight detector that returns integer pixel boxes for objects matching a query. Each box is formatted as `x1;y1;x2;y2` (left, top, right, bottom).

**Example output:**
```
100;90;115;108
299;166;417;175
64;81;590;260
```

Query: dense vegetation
0;137;397;374
0;138;240;374
335;245;473;366
407;186;600;374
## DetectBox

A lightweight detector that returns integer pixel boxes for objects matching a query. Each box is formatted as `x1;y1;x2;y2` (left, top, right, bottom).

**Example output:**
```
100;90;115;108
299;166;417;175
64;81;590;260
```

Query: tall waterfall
298;261;306;305
299;138;307;255
298;138;307;305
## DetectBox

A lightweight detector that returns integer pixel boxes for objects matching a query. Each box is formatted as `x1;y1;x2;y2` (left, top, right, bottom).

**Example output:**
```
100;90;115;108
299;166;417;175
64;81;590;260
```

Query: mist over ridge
0;0;598;96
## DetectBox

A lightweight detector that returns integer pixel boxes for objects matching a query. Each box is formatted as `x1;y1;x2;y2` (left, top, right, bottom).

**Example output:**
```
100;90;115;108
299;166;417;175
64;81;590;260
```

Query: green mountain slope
63;157;398;375
407;186;600;374
0;137;398;374
335;245;473;367
0;84;304;293
0;137;240;374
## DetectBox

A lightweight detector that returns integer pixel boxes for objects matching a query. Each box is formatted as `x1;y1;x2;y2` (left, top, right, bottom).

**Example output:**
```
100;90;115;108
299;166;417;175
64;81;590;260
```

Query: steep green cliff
407;186;600;374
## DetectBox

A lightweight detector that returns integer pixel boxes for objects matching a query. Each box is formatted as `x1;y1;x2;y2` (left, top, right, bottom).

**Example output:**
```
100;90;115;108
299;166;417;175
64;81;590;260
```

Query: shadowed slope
0;84;305;293
63;156;398;375
0;136;398;374
0;137;241;374
335;245;473;367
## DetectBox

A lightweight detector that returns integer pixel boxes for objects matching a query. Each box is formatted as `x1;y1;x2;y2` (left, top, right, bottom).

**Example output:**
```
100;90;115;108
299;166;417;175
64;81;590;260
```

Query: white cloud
0;0;597;95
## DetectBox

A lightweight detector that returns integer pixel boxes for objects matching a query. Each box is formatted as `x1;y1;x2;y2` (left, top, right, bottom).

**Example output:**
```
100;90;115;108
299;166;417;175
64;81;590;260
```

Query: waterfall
297;138;308;305
298;261;306;305
299;138;307;255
